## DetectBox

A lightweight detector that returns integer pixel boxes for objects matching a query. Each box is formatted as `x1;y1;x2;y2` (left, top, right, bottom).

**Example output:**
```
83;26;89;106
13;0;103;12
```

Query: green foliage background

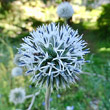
0;0;110;110
97;4;110;39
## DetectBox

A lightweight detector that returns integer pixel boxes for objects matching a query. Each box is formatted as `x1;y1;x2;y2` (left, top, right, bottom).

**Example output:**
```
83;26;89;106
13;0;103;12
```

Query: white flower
66;106;74;110
13;54;23;66
9;88;25;105
57;2;74;19
18;23;89;90
11;67;23;77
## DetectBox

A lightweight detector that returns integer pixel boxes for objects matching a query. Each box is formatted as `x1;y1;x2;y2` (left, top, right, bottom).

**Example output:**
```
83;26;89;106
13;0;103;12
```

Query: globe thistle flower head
18;23;89;90
57;2;74;19
11;67;23;77
9;88;25;105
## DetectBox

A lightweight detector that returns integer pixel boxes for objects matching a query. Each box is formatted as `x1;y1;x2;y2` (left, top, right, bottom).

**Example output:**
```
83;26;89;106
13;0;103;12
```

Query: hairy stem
27;95;35;110
26;92;39;110
25;92;39;99
81;72;106;81
45;85;51;110
64;18;67;25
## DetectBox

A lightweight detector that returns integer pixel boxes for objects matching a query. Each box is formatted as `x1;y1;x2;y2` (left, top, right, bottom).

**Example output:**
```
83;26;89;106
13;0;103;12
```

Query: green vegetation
97;4;110;39
0;0;110;110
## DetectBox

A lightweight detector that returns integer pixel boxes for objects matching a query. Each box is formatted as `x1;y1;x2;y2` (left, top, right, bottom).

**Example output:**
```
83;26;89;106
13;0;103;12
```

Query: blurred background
0;0;110;110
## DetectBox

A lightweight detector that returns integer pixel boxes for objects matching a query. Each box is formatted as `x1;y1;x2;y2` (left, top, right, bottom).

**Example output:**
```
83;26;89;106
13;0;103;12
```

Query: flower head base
18;23;89;90
57;2;74;19
9;88;25;105
11;67;23;77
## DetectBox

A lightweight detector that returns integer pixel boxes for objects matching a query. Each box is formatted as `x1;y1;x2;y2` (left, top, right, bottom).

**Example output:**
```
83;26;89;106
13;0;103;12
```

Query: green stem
64;18;67;25
45;85;51;110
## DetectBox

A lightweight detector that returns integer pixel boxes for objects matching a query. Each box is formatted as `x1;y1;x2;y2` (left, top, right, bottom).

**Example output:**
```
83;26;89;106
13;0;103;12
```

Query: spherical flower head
11;67;23;77
57;2;74;19
18;23;89;90
9;88;25;105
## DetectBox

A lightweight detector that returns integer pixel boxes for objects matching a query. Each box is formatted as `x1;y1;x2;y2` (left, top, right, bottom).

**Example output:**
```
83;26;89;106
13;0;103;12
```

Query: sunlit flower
9;88;25;105
18;23;89;90
57;2;74;19
66;106;74;110
11;67;23;77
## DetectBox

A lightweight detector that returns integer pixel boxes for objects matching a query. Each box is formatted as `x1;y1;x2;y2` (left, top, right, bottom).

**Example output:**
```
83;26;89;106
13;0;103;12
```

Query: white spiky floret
13;54;23;66
18;23;89;90
57;2;74;19
9;88;25;105
11;67;23;77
